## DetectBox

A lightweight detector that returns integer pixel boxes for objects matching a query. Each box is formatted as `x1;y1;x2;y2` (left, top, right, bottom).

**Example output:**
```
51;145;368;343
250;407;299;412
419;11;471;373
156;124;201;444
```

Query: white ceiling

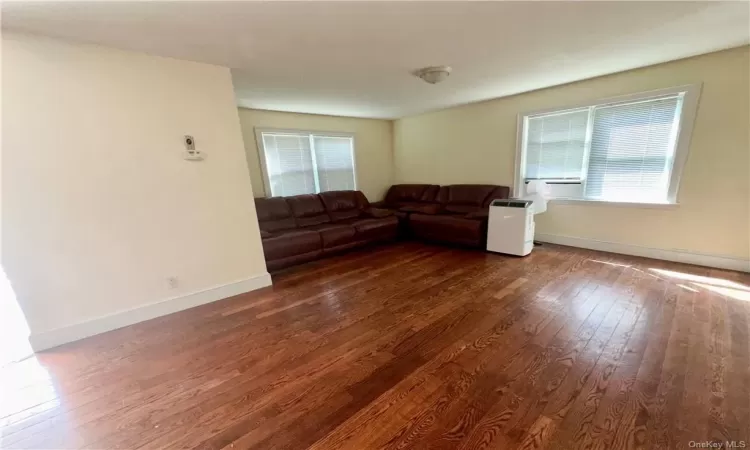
3;1;749;119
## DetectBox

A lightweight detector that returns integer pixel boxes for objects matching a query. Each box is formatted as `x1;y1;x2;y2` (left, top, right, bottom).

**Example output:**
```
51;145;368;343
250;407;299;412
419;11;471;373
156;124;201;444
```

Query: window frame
514;84;701;206
254;127;358;197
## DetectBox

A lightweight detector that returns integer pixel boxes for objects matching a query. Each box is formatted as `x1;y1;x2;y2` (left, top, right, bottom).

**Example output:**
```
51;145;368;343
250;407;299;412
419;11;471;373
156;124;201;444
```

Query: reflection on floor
649;267;750;301
0;268;32;367
1;242;749;449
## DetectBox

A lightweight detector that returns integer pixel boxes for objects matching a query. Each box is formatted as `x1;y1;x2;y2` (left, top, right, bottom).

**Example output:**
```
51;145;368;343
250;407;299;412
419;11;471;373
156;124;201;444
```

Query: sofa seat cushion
388;201;424;210
365;207;395;218
398;204;441;214
465;210;489;220
409;213;485;247
442;204;480;215
261;229;322;261
304;223;357;248
348;216;399;240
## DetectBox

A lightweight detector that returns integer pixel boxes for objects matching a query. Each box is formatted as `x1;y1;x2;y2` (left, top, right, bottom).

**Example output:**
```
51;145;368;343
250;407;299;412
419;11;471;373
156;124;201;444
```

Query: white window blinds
525;109;589;181
518;85;695;204
261;133;315;197
313;136;356;192
585;96;681;202
259;131;356;197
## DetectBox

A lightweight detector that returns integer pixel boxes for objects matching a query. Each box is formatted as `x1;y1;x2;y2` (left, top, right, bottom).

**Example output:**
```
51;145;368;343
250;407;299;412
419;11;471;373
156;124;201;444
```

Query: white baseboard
29;273;272;352
535;233;750;273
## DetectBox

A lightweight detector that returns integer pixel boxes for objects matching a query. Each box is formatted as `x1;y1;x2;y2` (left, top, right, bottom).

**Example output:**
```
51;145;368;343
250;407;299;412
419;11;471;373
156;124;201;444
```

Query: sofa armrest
364;207;395;218
370;201;386;208
260;229;274;239
399;204;442;215
465;210;489;220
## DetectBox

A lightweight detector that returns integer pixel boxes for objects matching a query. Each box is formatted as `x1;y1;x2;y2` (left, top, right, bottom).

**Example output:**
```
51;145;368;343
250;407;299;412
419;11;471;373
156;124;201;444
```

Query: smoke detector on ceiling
413;66;452;84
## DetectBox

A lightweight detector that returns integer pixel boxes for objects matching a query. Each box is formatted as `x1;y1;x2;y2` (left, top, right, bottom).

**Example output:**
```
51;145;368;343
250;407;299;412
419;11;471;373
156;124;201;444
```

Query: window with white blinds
257;130;356;197
525;108;589;181
261;133;315;197
585;96;681;202
516;85;698;204
313;136;356;192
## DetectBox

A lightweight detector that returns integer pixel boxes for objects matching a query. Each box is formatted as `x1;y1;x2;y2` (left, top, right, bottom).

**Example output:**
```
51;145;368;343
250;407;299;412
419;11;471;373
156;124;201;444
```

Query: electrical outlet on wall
167;277;179;289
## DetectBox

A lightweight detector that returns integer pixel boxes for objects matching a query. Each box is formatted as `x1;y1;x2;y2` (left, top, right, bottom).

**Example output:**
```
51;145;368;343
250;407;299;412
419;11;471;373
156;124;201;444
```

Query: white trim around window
254;127;358;197
513;84;702;206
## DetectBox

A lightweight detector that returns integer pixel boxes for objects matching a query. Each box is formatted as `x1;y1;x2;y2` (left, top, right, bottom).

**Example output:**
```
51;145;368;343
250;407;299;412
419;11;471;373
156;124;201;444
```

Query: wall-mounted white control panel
183;135;205;161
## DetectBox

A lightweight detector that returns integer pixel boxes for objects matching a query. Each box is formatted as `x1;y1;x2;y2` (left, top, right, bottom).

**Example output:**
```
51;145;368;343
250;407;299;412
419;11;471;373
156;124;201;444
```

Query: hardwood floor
2;242;749;449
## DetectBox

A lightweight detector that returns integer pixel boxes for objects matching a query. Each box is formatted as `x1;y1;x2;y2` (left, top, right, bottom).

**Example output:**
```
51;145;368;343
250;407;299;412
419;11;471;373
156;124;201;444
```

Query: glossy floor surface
2;242;749;449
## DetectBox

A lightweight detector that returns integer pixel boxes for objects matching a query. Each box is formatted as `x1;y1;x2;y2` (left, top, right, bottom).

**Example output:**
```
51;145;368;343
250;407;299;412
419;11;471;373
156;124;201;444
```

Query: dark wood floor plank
2;243;749;450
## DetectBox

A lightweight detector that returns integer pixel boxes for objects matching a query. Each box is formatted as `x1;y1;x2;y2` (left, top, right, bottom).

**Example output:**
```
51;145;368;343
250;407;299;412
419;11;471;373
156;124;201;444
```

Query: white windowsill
550;198;679;209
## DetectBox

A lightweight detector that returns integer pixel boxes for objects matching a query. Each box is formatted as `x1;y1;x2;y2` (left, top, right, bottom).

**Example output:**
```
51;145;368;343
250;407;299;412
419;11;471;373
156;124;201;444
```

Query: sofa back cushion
437;185;504;214
254;197;297;233
384;184;440;205
286;194;332;227
319;190;370;222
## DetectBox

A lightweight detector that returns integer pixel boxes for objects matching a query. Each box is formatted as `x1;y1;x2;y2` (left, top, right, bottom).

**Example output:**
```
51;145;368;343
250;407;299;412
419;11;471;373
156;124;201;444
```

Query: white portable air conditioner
486;199;535;256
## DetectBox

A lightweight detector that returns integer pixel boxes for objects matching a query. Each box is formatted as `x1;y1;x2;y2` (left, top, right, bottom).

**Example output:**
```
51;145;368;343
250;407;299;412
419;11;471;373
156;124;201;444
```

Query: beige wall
2;34;269;341
238;108;393;201
394;46;750;261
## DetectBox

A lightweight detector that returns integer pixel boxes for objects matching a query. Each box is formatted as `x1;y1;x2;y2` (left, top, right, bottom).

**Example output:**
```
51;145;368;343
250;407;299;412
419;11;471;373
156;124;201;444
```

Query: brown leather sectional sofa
255;190;398;271
377;184;510;247
255;184;510;271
